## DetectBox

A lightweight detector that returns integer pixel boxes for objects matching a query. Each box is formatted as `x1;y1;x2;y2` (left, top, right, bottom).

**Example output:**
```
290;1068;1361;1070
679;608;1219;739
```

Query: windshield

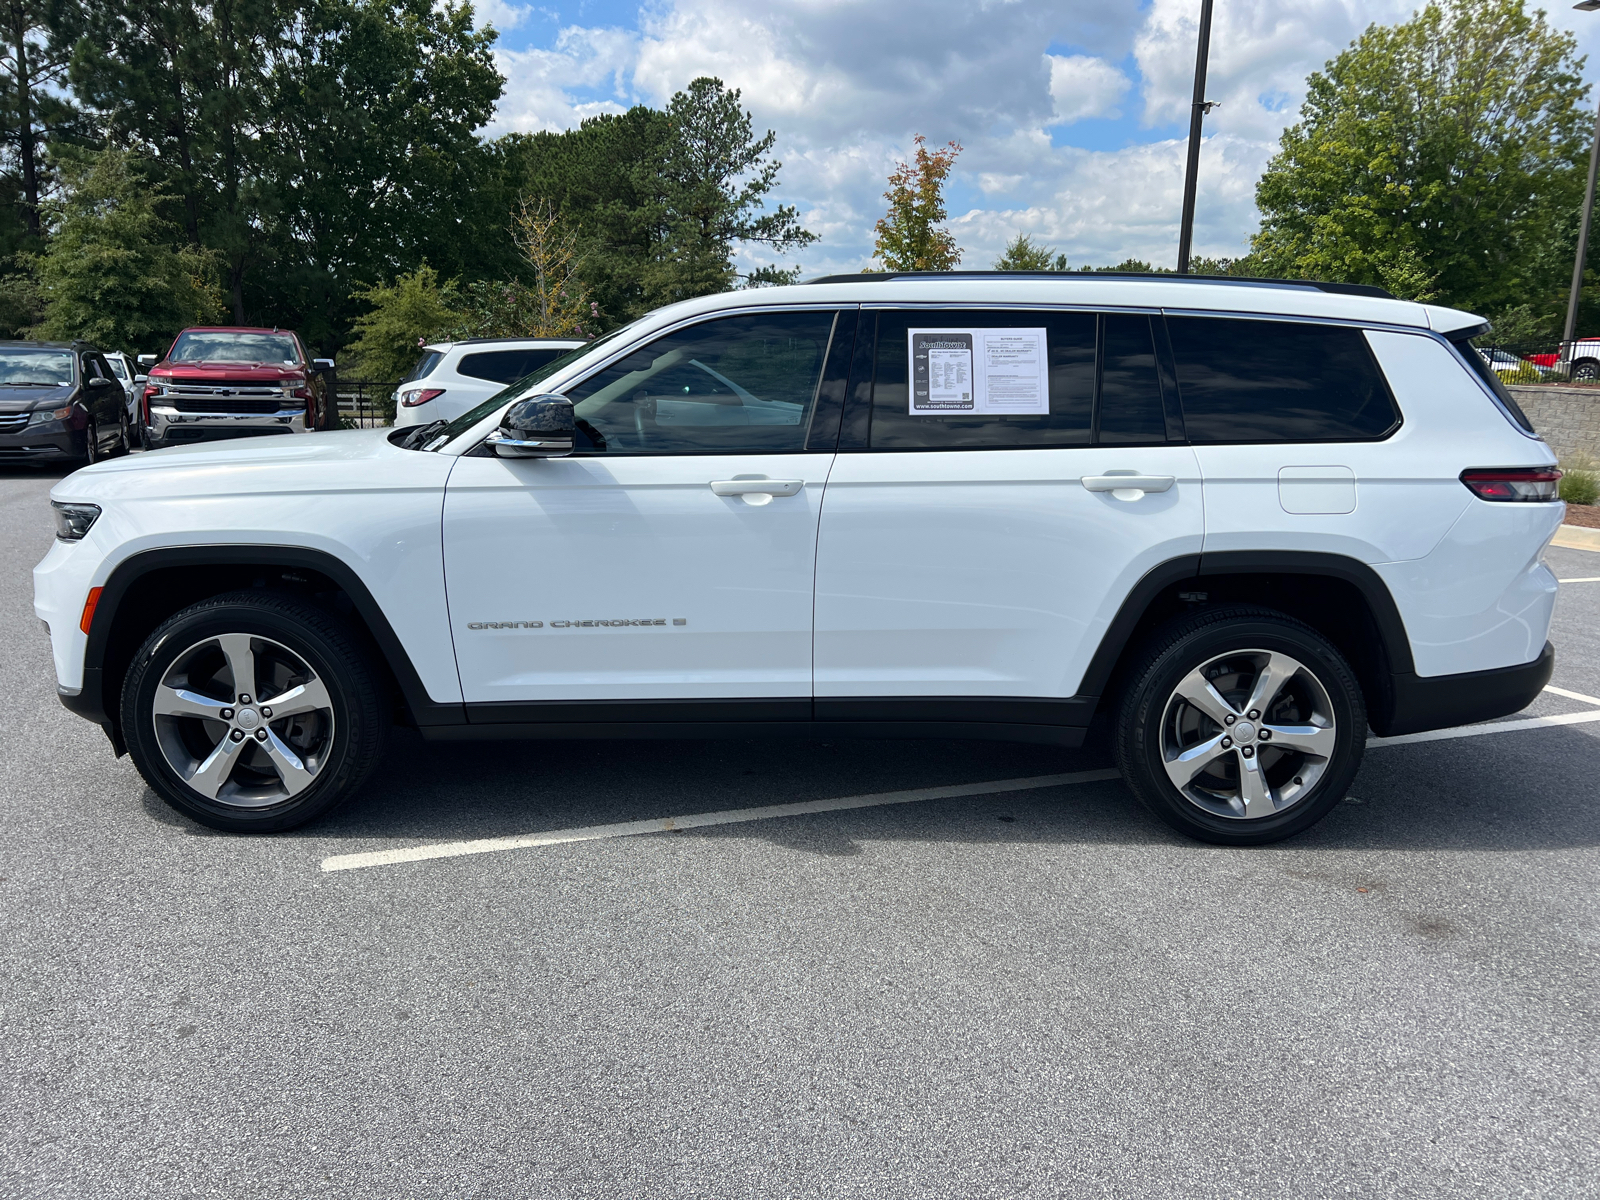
106;356;131;380
423;325;638;450
169;331;300;366
0;348;74;386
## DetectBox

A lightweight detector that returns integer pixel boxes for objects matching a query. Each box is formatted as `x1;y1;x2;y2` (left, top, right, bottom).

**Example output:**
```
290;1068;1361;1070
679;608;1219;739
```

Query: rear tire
120;592;388;832
1114;606;1366;845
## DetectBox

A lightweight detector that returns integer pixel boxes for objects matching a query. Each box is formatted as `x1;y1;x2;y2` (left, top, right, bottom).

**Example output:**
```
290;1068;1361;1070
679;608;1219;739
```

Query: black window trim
1159;310;1406;447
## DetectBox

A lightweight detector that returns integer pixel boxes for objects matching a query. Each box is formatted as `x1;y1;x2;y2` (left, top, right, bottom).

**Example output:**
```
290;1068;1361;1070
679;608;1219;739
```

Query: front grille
168;397;289;414
0;413;29;433
164;382;284;398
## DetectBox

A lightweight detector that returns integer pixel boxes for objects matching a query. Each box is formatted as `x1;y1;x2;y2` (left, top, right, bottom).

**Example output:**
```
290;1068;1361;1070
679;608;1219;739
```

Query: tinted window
1098;314;1166;444
1457;335;1535;432
401;350;443;384
1167;317;1399;443
564;311;839;455
869;310;1095;449
458;347;569;384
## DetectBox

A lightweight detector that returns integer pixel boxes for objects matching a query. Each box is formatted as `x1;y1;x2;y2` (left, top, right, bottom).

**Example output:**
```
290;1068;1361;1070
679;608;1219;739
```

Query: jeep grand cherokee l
36;274;1561;843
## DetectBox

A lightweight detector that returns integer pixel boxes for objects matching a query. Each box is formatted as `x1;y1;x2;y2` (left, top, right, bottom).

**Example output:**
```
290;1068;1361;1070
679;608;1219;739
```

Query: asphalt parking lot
2;462;1598;1199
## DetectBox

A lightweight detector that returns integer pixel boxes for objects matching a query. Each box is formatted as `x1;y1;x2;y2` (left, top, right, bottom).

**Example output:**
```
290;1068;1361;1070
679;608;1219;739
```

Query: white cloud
1047;54;1130;124
485;0;1600;277
474;0;534;33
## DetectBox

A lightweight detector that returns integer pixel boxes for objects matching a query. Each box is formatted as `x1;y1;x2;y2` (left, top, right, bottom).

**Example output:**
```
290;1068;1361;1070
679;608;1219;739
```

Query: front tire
120;592;388;832
1114;607;1366;845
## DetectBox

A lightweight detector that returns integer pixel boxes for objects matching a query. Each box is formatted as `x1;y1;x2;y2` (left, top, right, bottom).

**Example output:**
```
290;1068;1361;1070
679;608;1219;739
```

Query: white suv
34;274;1562;844
391;337;585;427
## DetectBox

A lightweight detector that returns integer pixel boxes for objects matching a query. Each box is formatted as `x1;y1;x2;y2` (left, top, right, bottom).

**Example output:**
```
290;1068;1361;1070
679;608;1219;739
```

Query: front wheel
1114;607;1366;845
120;592;388;832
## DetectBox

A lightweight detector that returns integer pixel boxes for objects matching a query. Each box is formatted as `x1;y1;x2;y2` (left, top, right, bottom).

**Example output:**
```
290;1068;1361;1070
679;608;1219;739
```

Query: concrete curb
1553;525;1600;551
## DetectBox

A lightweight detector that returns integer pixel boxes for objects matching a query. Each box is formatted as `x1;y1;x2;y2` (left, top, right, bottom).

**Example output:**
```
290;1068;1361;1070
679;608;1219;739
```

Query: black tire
110;409;131;457
1114;606;1366;846
1572;358;1600;382
79;417;100;465
120;591;388;832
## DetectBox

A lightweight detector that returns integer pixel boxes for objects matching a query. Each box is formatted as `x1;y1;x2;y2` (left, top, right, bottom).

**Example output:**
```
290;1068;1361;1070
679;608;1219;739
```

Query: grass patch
1561;455;1599;506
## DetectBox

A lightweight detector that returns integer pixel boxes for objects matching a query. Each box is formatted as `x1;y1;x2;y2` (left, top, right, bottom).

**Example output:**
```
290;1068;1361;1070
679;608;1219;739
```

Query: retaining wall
1508;385;1600;462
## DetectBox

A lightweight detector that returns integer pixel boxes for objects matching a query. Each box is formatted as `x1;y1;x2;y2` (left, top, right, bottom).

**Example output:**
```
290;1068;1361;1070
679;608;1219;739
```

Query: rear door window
457;348;570;384
867;309;1096;449
1166;316;1400;443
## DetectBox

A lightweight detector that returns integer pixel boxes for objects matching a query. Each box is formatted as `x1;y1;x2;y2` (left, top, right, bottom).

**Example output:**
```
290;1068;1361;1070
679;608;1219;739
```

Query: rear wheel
110;409;131;457
1114;607;1365;845
120;592;387;832
1571;358;1599;382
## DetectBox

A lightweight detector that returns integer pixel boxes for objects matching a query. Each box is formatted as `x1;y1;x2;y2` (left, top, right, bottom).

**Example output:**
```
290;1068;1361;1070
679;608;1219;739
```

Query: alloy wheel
150;632;336;808
1158;648;1337;821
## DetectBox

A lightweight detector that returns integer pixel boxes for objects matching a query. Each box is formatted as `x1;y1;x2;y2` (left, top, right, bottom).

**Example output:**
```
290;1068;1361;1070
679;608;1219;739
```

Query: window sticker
908;328;1049;415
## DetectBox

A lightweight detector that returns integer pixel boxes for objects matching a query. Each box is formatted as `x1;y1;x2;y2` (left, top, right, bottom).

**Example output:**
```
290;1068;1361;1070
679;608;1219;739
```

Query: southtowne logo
466;618;688;630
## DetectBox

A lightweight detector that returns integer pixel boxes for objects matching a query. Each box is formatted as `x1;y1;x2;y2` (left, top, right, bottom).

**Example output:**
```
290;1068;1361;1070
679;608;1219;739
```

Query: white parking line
321;768;1123;873
1558;577;1600;583
322;689;1600;874
1545;684;1600;707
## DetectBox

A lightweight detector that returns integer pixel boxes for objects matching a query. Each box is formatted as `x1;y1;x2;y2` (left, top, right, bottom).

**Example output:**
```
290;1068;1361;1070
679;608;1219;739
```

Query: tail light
1460;467;1562;502
401;388;445;408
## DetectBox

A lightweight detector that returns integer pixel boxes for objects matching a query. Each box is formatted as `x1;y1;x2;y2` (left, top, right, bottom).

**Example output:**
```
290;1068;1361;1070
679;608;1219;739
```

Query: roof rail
802;270;1396;300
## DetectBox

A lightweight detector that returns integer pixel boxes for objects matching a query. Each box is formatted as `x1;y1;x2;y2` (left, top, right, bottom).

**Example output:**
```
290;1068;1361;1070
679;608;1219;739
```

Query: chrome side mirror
486;394;574;458
312;358;335;372
137;354;157;367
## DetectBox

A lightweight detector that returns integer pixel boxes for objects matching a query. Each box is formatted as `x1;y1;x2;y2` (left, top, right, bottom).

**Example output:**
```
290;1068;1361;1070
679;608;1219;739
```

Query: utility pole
1563;0;1600;373
1176;0;1216;274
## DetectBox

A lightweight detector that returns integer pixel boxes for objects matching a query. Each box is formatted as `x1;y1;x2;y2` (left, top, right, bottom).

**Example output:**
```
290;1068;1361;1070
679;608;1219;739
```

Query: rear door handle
710;479;804;497
1082;474;1175;500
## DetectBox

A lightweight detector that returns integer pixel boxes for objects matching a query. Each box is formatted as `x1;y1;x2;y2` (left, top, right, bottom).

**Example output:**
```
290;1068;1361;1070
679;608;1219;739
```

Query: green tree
650;77;816;303
994;233;1062;271
1;0;81;242
345;264;461;381
1251;0;1587;311
32;147;222;352
873;135;962;271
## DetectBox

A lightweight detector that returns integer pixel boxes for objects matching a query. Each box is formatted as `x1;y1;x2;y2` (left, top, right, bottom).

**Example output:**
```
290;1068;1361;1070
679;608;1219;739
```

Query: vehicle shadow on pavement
0;464;73;481
139;721;1600;855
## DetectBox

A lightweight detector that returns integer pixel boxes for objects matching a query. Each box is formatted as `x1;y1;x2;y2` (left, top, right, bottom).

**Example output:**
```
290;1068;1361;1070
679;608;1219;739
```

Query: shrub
1561;456;1599;505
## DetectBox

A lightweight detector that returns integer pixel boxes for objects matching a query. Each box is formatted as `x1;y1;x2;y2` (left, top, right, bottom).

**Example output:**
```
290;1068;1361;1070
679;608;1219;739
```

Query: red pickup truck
136;326;335;450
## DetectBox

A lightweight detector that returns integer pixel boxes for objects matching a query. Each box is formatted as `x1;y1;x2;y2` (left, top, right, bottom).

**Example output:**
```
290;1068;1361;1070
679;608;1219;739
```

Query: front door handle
710;479;804;498
1082;474;1175;501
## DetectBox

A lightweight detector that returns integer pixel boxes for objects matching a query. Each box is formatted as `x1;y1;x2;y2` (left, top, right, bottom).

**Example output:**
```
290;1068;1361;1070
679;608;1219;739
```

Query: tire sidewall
122;599;373;832
1124;615;1365;845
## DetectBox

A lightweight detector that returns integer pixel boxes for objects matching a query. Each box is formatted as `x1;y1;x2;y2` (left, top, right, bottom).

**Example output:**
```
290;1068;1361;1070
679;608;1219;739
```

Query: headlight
29;405;74;425
52;501;101;541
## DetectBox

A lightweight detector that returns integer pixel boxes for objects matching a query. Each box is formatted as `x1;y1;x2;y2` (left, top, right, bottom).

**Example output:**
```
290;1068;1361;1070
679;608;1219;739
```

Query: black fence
331;376;397;428
1469;338;1600;385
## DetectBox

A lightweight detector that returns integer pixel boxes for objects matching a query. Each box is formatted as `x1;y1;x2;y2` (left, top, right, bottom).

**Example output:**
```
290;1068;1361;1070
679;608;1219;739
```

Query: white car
102;351;144;428
35;274;1561;844
390;337;585;427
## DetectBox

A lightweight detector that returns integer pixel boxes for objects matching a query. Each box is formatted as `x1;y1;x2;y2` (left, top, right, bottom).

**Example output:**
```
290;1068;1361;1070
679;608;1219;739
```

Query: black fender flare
72;544;465;735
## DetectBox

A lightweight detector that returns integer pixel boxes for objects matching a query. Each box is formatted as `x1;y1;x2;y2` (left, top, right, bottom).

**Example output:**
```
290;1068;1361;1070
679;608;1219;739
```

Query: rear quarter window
458;348;568;385
1166;316;1400;443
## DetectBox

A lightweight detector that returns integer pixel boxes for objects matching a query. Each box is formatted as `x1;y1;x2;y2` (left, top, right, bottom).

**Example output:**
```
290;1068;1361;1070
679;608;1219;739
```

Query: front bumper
148;405;305;447
0;423;86;462
1377;642;1555;737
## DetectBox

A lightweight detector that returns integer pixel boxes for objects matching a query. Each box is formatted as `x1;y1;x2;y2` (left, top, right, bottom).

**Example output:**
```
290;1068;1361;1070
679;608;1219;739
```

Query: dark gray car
0;341;131;466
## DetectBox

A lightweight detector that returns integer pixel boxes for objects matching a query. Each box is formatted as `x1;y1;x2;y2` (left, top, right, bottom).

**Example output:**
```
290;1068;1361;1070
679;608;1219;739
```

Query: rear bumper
1378;642;1554;737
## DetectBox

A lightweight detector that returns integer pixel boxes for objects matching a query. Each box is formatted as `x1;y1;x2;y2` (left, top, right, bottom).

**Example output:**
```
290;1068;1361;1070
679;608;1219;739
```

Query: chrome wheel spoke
1173;668;1238;728
153;686;230;721
216;634;257;701
1243;651;1297;718
261;729;316;796
1162;733;1232;790
1262;722;1336;758
1237;751;1276;818
186;735;247;800
260;677;332;720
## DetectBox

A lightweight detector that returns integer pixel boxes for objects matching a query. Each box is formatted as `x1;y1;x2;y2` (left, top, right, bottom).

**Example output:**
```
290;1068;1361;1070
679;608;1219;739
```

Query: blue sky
475;0;1600;279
